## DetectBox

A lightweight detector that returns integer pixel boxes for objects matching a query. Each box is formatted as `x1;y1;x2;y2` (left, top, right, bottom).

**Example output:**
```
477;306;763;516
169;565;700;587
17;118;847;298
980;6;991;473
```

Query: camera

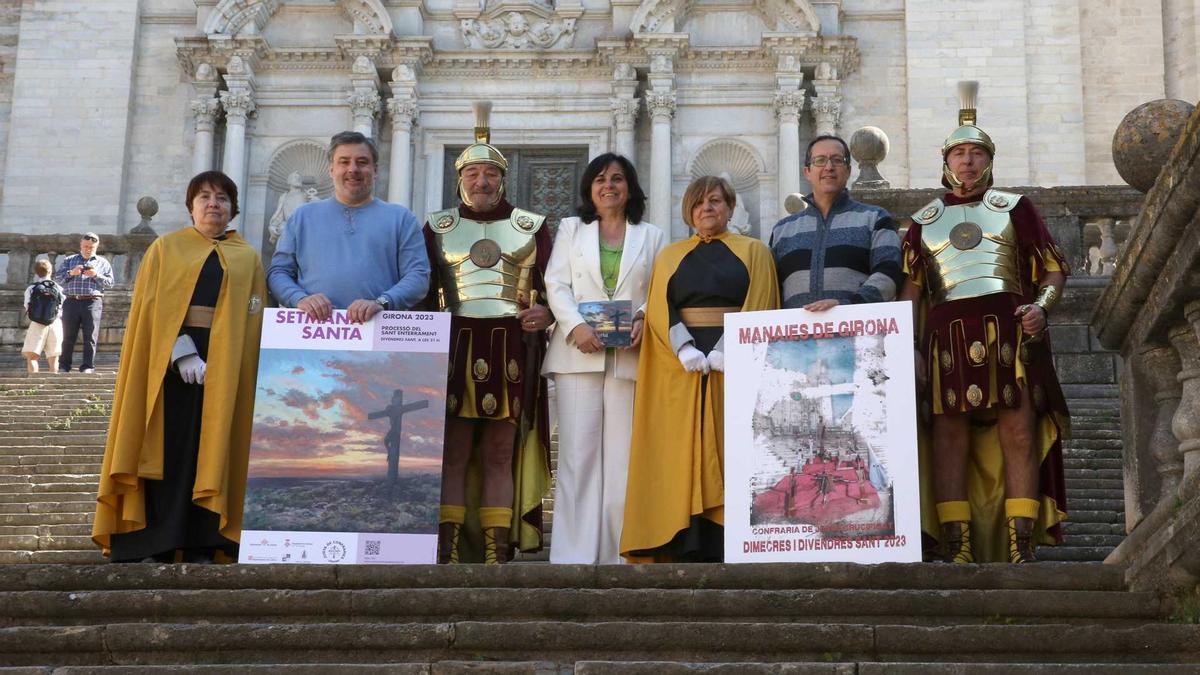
81;263;93;271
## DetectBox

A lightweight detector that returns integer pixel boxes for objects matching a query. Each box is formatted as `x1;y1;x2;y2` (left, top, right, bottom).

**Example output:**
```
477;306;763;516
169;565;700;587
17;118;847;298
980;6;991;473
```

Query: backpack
27;280;63;326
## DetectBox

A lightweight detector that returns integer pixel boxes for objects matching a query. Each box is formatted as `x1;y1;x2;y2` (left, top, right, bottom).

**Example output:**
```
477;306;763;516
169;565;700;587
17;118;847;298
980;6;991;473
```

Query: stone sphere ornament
850;126;890;188
137;196;159;220
1112;99;1196;193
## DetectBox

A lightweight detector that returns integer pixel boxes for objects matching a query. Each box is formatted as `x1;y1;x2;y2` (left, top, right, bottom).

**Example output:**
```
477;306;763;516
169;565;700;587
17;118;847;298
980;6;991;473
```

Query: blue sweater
769;190;903;309
268;197;430;310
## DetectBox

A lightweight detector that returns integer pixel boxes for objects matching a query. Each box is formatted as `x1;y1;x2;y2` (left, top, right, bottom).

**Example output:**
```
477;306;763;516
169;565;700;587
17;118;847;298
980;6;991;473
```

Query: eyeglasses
82;236;98;242
808;156;849;168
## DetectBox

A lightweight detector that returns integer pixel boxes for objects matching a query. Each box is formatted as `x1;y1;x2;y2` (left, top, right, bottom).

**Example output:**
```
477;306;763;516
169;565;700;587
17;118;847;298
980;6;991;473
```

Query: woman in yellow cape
92;171;265;563
620;176;779;562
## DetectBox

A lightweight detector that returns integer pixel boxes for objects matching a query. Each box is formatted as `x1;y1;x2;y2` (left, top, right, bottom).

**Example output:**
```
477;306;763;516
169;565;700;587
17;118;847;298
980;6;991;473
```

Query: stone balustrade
0;232;156;349
1093;103;1200;593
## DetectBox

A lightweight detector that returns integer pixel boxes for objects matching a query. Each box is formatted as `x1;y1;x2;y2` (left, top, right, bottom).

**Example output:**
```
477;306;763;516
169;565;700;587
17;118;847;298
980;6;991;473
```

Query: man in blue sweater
769;135;903;311
268;131;429;322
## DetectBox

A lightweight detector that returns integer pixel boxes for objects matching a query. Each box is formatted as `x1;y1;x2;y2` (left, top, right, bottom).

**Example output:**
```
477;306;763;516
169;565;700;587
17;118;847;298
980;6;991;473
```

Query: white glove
678;344;710;373
707;349;724;372
177;354;207;385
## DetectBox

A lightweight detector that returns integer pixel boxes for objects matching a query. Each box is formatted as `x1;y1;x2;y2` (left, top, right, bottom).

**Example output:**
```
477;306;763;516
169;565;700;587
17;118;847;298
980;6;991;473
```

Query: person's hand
803;298;840;312
517;302;552;333
82;268;97;278
914;348;927;393
707;349;724;372
71;265;84;277
177;354;206;385
678;344;710;373
627;316;645;349
297;293;333;322
569;323;605;354
347;298;383;324
1015;303;1046;335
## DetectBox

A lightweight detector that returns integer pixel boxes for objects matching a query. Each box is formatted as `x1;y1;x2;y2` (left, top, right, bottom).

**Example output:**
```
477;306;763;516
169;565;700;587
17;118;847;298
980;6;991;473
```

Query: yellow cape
92;227;266;554
620;231;779;560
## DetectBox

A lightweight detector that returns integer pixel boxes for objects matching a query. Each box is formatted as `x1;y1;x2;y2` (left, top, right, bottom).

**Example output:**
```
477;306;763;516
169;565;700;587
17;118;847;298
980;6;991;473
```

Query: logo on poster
322;540;347;562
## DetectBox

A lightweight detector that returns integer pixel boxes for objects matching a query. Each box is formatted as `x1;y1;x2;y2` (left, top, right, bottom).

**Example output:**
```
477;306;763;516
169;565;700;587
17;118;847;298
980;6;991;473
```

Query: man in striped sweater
769;135;903;310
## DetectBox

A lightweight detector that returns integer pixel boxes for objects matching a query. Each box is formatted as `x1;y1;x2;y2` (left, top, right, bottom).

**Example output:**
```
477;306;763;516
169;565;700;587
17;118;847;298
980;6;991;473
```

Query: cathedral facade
0;0;1195;249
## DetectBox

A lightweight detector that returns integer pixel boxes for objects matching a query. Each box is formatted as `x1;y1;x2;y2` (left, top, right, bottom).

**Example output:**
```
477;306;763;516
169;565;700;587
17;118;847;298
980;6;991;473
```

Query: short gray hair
327;131;379;166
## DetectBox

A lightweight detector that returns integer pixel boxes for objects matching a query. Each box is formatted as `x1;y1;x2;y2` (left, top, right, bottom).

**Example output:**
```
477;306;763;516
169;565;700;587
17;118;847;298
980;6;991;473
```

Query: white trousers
549;356;635;564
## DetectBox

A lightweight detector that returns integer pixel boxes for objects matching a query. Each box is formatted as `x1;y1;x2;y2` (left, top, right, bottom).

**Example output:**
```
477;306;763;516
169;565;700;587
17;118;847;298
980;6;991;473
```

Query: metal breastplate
427;207;545;318
913;189;1022;306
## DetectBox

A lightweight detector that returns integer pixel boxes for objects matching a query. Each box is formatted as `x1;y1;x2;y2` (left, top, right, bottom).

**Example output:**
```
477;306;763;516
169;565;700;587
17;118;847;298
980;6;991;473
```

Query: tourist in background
268;130;429;322
54;232;114;373
770;134;903;310
542;153;667;564
621;175;779;562
21;258;65;374
93;170;266;563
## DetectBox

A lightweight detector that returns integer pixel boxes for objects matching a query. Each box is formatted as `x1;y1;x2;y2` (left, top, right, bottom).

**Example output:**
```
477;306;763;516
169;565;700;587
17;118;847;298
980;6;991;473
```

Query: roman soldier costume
425;102;552;564
902;82;1071;563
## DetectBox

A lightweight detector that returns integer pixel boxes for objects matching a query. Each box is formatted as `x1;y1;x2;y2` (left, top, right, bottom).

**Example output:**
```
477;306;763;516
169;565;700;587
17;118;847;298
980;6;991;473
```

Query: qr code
364;539;381;556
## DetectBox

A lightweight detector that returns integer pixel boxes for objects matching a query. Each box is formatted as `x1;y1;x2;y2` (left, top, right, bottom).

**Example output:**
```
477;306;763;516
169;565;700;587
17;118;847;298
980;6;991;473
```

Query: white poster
240;309;450;565
724;302;922;563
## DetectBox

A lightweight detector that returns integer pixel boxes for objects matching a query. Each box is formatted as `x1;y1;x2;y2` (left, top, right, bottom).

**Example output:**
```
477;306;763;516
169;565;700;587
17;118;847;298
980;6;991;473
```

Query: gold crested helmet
455;101;509;207
941;81;996;190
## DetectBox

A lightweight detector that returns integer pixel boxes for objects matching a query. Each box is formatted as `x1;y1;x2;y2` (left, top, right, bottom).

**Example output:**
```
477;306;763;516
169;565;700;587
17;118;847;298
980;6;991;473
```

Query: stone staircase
0;563;1196;670
1041;384;1127;562
0;356;116;565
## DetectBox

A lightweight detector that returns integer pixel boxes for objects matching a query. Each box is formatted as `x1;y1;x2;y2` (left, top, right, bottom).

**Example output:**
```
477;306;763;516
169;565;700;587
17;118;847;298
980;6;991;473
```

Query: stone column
191;98;220;175
1141;344;1184;504
190;62;220;175
220;56;256;227
610;63;639;160
386;63;420;207
774;90;805;210
388;99;418;207
812;63;843;136
348;56;382;138
646;90;676;234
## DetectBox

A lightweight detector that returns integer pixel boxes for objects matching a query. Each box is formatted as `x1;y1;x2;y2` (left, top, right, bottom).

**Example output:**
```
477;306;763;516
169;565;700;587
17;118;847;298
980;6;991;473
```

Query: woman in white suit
543;153;668;564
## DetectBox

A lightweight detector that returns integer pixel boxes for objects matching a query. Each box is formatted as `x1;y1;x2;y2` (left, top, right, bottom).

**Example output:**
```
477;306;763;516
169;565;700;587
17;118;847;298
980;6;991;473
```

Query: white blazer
542;216;668;380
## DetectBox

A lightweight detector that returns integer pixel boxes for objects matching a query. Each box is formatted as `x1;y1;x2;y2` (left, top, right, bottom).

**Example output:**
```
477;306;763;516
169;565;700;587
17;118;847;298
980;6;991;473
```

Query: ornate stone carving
352;55;375;76
812;94;842;134
850;126;890;189
460;12;577;49
348;89;382;120
219;89;256;122
816;61;838;80
269;172;320;244
204;0;281;36
1085;218;1123;276
343;0;394;35
629;0;692;33
611;97;640;131
190;98;221;132
613;63;636;81
773;89;805;123
1171;316;1200;489
645;90;676;120
388;98;419;131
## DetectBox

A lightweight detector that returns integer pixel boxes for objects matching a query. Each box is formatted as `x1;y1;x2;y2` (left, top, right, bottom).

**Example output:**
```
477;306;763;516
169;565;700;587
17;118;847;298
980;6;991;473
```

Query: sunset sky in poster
248;349;447;478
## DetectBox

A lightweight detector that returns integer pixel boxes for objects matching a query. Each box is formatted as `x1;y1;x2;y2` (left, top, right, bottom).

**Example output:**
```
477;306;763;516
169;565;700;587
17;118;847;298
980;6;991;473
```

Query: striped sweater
768;190;903;308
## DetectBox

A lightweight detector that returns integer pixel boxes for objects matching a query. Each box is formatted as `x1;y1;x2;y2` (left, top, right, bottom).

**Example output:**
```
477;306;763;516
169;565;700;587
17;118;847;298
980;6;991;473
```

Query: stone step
0;492;93;505
1063;458;1122;470
0;550;105;565
0;435;107;447
1059;533;1126;548
33;534;95;551
0;463;100;476
1066;497;1125;512
578;663;1200;675
0;562;1131;593
0;422;109;433
1060;522;1125;535
1064;488;1126;500
0;621;1195;667
1064;478;1126;491
0;512;91;527
1065;428;1122;440
1061;468;1123;480
1061;440;1124;452
1038;547;1119;562
1067;509;1124;524
0;587;1163;627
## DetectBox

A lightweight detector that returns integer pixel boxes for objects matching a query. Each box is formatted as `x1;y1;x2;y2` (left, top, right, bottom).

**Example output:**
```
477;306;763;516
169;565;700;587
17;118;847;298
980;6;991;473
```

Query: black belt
67;295;100;301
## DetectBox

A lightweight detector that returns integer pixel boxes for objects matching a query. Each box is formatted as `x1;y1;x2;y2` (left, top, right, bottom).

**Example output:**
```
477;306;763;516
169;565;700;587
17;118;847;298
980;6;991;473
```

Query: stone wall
1162;0;1200;103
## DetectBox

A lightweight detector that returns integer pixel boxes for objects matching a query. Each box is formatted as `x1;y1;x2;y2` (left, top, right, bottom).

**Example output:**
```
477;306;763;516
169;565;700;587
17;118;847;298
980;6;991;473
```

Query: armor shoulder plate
510;208;546;234
983;189;1021;213
911;198;945;225
427;209;460;233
